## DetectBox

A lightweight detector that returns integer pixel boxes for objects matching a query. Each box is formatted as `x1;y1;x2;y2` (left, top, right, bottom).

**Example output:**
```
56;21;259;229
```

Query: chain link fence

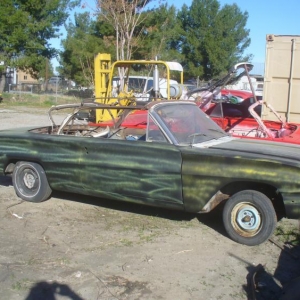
5;82;94;99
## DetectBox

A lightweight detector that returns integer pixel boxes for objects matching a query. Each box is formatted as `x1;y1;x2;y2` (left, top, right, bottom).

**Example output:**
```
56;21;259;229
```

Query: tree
96;0;153;61
134;4;184;62
0;0;79;91
59;0;252;86
59;12;115;87
178;0;251;80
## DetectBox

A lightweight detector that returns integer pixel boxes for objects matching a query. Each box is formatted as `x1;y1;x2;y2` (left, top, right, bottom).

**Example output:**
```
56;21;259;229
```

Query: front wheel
223;190;277;246
12;161;52;202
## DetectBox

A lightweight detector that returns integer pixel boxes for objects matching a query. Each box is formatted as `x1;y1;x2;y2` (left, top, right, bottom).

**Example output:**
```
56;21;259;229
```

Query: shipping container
263;34;300;122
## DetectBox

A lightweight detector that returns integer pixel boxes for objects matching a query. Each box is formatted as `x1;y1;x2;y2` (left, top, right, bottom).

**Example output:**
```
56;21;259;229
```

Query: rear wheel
12;161;52;202
223;190;277;246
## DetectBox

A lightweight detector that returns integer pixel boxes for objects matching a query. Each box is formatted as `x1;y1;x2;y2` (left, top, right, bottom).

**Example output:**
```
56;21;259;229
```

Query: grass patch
12;279;33;291
1;92;82;108
274;220;300;245
120;239;134;246
139;232;159;243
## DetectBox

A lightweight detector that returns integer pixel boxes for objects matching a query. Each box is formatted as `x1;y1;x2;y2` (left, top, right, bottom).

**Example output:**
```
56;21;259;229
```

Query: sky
169;0;300;62
51;0;300;74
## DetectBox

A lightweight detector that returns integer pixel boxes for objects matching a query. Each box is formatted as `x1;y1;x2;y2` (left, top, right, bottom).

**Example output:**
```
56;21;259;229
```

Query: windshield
152;102;228;144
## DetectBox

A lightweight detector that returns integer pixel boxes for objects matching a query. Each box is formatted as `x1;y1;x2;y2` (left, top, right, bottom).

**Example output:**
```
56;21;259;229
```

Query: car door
75;137;184;209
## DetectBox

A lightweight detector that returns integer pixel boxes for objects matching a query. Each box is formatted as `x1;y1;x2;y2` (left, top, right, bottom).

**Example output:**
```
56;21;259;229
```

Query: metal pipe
248;100;274;138
244;63;258;102
153;56;160;99
286;39;296;122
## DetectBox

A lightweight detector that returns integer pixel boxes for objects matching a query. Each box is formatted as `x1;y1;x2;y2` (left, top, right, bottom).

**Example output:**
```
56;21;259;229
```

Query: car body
187;63;300;145
220;89;259;106
204;88;256;119
1;101;300;246
219;89;263;117
196;93;300;145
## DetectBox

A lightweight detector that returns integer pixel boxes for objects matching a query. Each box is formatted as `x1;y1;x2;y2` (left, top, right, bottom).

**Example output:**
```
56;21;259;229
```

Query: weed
59;257;71;265
274;221;300;245
139;232;158;243
120;239;133;246
12;279;32;291
199;280;215;289
27;258;38;265
220;272;233;281
229;291;246;299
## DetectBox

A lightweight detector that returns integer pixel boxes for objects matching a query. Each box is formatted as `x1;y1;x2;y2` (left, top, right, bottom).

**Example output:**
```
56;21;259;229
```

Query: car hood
203;137;300;163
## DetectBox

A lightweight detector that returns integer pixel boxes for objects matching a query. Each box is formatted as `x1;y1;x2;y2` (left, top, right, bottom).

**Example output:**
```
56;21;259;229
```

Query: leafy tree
178;0;251;80
0;0;79;91
134;4;184;62
59;12;115;87
39;58;55;81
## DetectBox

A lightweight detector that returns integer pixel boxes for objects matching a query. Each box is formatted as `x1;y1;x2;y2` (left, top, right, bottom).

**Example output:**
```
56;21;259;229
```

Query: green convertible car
0;100;300;246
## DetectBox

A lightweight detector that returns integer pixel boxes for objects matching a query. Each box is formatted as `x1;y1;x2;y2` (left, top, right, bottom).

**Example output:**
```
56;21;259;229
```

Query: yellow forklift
93;53;184;122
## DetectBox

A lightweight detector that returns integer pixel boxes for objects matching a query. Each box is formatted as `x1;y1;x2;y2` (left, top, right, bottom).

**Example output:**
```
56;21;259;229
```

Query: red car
187;63;300;145
221;89;254;104
204;99;300;144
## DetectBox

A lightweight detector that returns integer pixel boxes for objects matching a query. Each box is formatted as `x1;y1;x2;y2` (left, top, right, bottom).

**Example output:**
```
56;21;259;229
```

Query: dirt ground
0;106;300;300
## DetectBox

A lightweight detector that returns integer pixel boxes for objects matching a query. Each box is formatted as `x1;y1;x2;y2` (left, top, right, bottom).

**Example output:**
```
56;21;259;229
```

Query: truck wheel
223;190;277;246
12;161;52;202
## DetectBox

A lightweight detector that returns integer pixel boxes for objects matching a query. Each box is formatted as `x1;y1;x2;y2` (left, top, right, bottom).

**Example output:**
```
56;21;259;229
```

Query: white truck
263;34;300;122
112;76;179;102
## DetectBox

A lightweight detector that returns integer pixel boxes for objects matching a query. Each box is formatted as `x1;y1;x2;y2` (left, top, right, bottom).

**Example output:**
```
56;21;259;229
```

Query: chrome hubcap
23;172;36;189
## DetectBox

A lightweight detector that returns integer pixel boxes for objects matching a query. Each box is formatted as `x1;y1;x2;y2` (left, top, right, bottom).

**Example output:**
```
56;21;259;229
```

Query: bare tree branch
96;0;151;61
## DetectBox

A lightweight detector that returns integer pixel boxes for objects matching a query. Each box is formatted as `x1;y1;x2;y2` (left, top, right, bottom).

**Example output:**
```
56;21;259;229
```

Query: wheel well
220;181;286;220
5;160;44;176
4;161;16;175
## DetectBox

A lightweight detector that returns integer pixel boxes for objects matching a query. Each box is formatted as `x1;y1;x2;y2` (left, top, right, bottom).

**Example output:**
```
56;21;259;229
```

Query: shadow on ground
52;189;228;237
0;175;12;187
235;240;300;300
25;281;84;300
0;175;228;239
